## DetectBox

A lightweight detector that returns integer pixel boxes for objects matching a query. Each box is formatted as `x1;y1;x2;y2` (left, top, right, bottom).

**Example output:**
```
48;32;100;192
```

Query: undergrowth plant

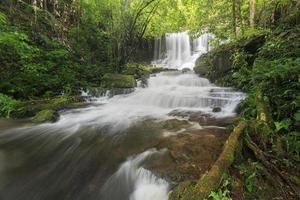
0;93;18;118
207;173;234;200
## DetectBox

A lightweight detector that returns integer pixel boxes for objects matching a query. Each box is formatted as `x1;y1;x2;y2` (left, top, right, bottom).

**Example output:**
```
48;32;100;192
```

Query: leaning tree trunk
232;0;237;37
249;0;256;27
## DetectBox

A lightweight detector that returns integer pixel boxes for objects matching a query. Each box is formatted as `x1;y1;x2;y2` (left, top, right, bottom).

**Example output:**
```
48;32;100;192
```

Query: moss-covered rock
194;35;266;84
102;73;136;88
123;63;164;81
11;95;83;118
194;44;235;82
32;109;58;123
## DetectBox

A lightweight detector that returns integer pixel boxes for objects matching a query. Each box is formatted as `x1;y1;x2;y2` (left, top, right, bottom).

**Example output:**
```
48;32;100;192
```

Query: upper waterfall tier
152;32;214;70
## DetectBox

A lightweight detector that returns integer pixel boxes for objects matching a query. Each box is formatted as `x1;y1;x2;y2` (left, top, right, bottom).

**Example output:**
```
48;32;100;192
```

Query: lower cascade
0;32;244;200
100;149;169;200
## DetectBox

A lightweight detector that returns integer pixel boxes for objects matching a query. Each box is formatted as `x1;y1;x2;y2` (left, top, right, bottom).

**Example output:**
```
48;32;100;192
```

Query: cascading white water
192;33;214;54
152;32;214;70
100;149;169;200
153;36;164;62
165;32;191;68
0;32;244;200
24;72;243;134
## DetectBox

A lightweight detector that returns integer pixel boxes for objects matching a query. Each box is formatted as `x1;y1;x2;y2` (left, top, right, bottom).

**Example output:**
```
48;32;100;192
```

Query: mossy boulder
11;95;83;118
32;109;58;123
102;73;136;88
123;63;164;80
194;44;236;82
182;68;191;73
194;35;266;83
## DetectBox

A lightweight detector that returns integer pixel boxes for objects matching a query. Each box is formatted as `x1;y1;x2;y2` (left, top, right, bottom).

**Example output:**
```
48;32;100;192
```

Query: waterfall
192;33;214;54
0;30;244;200
152;32;214;70
165;32;191;68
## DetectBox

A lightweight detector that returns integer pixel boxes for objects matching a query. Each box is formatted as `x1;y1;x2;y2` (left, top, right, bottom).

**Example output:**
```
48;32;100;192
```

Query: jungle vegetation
0;0;299;199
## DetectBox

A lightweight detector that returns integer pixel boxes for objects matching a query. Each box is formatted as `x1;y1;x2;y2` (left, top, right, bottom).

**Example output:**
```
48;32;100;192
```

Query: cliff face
194;35;266;85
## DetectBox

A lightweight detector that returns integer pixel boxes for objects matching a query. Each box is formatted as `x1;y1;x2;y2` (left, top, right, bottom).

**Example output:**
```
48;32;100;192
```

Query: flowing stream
0;32;244;200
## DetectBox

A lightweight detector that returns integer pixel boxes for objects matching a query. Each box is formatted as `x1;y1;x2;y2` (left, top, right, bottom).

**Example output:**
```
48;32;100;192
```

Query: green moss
51;96;71;107
169;181;198;200
290;176;300;186
32;109;57;123
122;63;164;82
11;95;81;118
102;73;136;88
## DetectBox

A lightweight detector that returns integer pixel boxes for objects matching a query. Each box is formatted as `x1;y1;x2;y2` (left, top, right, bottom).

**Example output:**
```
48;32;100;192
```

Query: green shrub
0;30;80;98
0;12;7;26
0;93;18;118
253;58;300;123
207;173;234;200
282;132;300;161
238;161;265;197
231;50;252;90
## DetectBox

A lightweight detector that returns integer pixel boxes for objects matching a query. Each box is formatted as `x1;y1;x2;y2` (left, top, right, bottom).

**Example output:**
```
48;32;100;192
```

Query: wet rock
63;102;90;109
169;110;237;127
194;46;234;82
212;107;222;112
194;53;210;77
242;35;266;54
147;127;229;183
181;68;191;73
194;34;266;83
32;109;59;123
162;119;190;130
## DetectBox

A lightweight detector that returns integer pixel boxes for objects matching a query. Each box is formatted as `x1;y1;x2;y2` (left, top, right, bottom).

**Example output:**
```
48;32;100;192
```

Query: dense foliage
0;0;299;198
1;0;299;100
199;25;300;199
0;93;18;118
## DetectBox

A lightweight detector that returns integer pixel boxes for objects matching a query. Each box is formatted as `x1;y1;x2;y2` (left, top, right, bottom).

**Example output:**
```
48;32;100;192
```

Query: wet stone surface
142;114;236;187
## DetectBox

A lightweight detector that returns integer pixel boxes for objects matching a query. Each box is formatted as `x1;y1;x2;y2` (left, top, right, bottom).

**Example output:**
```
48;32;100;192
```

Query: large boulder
194;45;235;82
102;73;136;88
194;35;266;83
32;109;59;123
11;96;83;118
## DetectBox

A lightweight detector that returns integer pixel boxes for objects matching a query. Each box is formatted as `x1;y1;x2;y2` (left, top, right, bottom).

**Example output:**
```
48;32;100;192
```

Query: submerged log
169;121;246;200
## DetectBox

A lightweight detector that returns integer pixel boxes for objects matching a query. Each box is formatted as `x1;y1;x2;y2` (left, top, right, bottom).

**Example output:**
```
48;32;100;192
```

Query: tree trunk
232;0;237;37
237;0;244;35
249;0;256;27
